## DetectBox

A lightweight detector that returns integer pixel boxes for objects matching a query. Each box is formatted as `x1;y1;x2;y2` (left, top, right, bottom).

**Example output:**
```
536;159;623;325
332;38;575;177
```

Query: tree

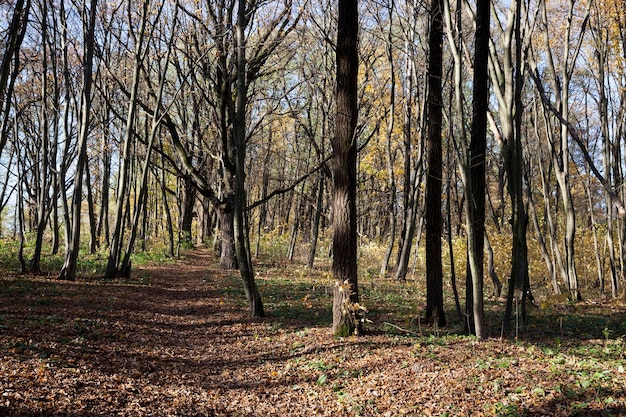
231;0;264;317
394;0;427;283
332;0;362;337
118;1;178;278
104;0;152;279
492;0;531;335
29;0;51;274
58;0;98;281
530;0;591;301
0;0;31;155
424;0;446;327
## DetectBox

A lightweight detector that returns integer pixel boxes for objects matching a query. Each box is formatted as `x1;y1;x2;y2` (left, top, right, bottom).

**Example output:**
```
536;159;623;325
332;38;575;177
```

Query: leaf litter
0;249;625;416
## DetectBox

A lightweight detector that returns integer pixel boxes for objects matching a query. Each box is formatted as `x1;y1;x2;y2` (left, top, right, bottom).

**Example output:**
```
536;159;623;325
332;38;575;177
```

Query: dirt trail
0;249;286;416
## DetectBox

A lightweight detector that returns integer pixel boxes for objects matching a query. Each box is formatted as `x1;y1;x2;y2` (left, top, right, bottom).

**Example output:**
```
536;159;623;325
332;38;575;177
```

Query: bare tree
0;0;31;155
58;0;99;281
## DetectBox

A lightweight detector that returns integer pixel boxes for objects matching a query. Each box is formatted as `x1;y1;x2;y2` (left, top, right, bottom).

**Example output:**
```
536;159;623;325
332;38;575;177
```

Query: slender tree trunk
59;0;72;254
17;172;26;274
30;0;50;274
594;30;618;298
104;0;149;279
159;147;175;258
485;233;501;297
395;165;422;281
379;0;397;279
120;32;175;276
232;0;264;317
288;187;306;261
96;92;111;249
526;171;557;293
307;173;324;268
85;167;98;254
58;0;98;281
447;154;463;326
0;0;31;155
501;0;530;335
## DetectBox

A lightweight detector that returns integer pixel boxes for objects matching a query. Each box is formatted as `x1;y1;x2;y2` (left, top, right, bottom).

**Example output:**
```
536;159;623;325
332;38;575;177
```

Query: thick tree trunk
332;0;361;337
424;0;446;328
219;201;238;270
466;0;491;339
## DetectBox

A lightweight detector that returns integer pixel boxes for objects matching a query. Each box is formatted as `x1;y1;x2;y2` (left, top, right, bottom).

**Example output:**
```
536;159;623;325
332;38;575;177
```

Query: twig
383;322;419;336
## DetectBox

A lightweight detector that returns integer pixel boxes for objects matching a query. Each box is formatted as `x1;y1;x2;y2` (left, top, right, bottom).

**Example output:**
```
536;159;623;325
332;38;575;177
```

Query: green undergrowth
224;249;626;351
0;237;174;281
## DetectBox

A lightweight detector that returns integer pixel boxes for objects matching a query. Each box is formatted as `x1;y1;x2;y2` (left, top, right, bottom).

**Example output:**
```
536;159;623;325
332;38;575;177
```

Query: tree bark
466;0;491;339
332;0;361;337
307;173;324;268
179;176;196;249
424;0;446;328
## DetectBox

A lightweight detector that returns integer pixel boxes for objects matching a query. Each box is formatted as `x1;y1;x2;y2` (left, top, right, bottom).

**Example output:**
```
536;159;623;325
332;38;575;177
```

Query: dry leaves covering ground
1;249;625;416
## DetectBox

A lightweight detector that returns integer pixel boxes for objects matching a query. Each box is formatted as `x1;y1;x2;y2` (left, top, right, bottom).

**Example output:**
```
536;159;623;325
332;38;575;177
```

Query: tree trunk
30;0;50;274
232;0;264;317
526;165;557;293
332;0;361;337
0;0;31;155
160;159;175;258
379;0;397;279
219;200;238;270
58;0;98;281
179;176;196;249
307;174;324;269
466;0;491;339
424;0;446;328
85;167;98;254
96;96;111;249
120;23;176;276
485;233;501;297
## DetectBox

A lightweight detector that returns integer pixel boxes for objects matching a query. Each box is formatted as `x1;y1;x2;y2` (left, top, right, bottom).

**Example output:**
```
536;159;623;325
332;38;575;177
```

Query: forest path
0;247;303;415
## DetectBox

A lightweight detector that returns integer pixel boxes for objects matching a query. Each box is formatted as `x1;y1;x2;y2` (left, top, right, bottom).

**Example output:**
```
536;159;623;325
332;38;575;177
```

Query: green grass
0;237;174;281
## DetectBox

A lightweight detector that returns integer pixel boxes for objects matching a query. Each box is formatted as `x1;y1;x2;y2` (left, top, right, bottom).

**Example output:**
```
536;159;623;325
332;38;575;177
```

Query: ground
1;248;625;416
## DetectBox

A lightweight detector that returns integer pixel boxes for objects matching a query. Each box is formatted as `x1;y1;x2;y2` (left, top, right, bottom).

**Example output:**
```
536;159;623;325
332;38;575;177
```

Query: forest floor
1;248;626;416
